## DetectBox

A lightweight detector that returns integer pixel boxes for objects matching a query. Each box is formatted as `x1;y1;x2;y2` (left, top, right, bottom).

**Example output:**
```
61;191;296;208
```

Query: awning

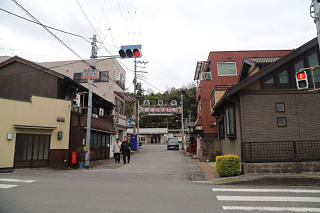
14;124;57;131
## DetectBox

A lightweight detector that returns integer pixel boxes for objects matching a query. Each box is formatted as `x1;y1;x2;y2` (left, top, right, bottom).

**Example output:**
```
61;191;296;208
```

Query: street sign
83;69;99;79
120;44;142;50
139;107;181;114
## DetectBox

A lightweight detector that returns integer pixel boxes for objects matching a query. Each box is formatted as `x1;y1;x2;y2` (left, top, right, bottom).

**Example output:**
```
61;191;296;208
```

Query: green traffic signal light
119;49;126;58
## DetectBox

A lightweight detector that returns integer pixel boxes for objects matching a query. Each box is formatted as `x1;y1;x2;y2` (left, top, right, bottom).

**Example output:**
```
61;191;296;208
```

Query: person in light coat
113;138;122;163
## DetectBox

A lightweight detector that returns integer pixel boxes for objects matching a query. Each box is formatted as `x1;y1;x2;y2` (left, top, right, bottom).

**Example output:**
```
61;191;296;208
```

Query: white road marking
0;184;18;189
217;196;320;202
0;178;36;183
222;206;320;212
212;188;320;193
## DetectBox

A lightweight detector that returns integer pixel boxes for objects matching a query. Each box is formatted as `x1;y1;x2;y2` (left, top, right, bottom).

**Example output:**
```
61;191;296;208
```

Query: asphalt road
0;144;319;213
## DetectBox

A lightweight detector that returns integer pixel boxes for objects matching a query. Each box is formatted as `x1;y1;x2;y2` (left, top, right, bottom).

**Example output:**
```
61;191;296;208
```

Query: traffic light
73;93;81;107
295;71;309;90
118;45;142;58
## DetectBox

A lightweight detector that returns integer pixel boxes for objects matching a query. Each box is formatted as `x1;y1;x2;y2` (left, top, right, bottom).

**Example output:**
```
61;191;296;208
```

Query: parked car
167;137;179;150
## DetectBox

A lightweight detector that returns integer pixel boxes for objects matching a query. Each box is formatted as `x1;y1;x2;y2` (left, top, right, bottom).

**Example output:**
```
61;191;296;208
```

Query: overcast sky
0;0;317;93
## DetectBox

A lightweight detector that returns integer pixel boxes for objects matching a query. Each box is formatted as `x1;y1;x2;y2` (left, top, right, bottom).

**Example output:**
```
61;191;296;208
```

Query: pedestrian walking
121;135;131;164
113;138;122;163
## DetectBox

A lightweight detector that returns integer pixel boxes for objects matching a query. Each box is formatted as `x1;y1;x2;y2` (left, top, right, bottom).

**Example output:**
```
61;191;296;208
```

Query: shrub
216;154;241;177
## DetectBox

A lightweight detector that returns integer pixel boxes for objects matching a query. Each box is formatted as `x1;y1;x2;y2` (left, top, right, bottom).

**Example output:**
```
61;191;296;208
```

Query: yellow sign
83;146;87;151
195;126;203;130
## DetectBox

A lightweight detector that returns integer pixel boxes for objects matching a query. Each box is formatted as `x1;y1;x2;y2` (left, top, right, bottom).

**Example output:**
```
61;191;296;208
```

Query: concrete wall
0;96;71;169
243;161;320;174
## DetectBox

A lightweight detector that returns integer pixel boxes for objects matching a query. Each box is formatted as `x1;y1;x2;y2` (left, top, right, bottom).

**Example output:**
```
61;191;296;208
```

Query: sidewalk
187;154;320;186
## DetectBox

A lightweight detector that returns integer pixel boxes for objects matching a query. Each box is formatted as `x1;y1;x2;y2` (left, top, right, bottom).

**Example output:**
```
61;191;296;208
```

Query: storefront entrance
14;134;51;168
90;132;110;161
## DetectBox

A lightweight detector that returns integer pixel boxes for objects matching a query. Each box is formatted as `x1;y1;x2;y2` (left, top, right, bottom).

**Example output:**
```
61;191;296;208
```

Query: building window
140;137;145;142
225;105;236;137
275;103;285;112
308;52;320;83
217;62;237;76
115;97;124;115
294;60;304;73
264;76;274;85
99;71;108;82
278;70;289;84
218;119;225;139
73;72;87;83
277;117;287;127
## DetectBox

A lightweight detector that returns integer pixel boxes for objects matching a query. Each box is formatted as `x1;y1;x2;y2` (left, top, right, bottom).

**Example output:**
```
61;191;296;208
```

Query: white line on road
217;196;320;202
0;178;36;183
222;206;320;212
212;188;320;193
0;184;18;189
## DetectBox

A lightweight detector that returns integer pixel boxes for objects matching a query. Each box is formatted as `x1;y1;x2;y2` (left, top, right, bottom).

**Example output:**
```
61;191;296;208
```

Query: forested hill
126;84;197;129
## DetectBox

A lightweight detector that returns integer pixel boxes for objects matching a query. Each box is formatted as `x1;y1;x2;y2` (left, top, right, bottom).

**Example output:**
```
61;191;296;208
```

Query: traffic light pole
312;0;320;52
133;57;137;135
85;34;97;168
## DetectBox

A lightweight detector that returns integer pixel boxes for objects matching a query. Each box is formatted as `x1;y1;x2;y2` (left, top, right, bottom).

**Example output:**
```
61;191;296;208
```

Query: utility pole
85;34;97;168
137;100;140;143
181;94;184;150
133;57;137;135
311;0;320;52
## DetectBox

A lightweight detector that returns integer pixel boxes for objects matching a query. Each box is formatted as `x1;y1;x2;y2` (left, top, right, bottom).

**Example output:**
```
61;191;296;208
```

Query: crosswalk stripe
217;196;320;202
0;184;18;189
212;188;320;193
0;178;36;183
222;206;320;212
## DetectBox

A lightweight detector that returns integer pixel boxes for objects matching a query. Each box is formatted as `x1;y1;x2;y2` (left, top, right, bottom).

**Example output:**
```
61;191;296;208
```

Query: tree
126;84;197;129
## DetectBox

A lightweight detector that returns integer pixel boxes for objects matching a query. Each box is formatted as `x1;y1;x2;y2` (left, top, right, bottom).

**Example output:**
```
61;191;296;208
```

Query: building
212;38;320;174
127;128;168;144
40;58;128;141
0;96;70;171
194;49;292;161
0;56;114;170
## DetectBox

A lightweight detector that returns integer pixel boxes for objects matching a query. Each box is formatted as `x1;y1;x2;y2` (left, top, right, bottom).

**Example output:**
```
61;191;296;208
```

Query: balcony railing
79;113;115;132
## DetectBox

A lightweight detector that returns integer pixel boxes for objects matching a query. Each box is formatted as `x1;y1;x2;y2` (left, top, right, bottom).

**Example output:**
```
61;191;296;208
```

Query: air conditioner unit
158;100;163;105
201;72;212;81
144;100;150;106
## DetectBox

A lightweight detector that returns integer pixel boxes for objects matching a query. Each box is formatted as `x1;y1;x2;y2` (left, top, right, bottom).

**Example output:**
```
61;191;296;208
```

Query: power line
0;7;91;43
10;0;91;68
6;0;130;99
75;0;98;36
74;0;163;93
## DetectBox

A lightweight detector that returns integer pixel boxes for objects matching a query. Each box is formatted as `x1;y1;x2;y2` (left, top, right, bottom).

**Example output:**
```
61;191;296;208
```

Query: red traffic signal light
297;72;306;80
133;49;140;57
295;71;309;90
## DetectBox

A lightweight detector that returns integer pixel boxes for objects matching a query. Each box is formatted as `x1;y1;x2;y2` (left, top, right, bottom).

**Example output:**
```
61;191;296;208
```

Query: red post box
71;152;77;164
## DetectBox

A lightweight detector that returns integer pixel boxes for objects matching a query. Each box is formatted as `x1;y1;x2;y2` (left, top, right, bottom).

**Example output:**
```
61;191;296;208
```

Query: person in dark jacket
121;135;131;164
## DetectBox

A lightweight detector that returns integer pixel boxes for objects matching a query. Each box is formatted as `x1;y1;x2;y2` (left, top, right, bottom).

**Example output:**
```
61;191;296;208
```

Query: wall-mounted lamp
7;133;13;140
58;131;63;140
